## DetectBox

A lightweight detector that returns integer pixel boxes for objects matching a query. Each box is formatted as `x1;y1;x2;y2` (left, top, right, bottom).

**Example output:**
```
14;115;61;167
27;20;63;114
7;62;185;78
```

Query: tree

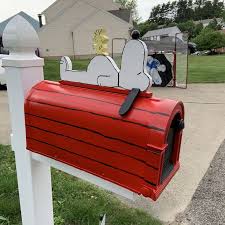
193;28;225;51
178;20;204;38
115;0;139;22
222;10;225;21
194;22;204;36
137;21;158;36
207;18;222;30
176;0;194;22
148;0;225;24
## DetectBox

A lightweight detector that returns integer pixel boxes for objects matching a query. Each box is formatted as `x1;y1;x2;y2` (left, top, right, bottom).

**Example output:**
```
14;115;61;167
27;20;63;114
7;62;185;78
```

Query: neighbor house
194;18;225;28
38;0;133;58
142;26;183;41
0;11;39;53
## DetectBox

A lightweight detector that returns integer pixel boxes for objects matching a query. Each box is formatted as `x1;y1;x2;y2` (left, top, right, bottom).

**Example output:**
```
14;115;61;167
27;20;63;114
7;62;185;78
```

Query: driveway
1;84;225;223
0;91;10;145
174;139;225;225
118;84;225;223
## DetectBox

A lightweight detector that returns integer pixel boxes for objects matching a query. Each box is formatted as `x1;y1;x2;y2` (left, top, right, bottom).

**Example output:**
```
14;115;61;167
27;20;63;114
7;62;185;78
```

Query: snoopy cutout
60;30;152;92
119;37;152;91
60;55;119;87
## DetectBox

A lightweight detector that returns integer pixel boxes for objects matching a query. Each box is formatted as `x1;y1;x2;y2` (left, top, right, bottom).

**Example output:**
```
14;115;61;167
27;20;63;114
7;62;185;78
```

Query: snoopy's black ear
119;88;140;116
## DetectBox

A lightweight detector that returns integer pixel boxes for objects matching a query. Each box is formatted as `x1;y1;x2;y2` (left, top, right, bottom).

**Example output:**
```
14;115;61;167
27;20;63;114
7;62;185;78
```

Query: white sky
137;0;167;21
0;0;167;22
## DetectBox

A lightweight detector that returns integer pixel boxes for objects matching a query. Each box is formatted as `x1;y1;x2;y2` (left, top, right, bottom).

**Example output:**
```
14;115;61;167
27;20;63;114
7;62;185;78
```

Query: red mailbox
25;80;184;201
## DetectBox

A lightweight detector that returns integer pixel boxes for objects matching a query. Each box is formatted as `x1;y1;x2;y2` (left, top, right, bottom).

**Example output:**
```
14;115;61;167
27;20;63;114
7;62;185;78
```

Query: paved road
1;84;225;223
174;140;225;225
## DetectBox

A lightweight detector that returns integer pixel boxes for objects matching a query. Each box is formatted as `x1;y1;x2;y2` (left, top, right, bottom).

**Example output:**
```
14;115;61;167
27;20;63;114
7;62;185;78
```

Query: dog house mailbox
24;31;184;201
2;17;185;225
25;80;184;200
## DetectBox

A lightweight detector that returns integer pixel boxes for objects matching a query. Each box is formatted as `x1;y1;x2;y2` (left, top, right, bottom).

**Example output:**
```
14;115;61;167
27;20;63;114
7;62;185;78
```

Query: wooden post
2;15;54;225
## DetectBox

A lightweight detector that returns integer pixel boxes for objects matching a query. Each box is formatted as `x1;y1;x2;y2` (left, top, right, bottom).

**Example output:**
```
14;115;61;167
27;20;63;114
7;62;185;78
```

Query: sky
0;0;167;23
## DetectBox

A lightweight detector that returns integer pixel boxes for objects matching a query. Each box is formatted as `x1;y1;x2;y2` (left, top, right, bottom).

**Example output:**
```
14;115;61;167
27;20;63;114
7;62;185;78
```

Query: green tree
177;20;203;38
194;22;204;36
207;18;222;30
148;0;225;24
178;20;194;32
150;2;174;25
222;10;225;21
176;0;194;22
137;21;158;36
193;28;225;51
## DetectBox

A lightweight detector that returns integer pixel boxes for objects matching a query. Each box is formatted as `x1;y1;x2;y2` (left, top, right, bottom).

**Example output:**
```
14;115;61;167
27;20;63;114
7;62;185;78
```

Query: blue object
147;58;160;70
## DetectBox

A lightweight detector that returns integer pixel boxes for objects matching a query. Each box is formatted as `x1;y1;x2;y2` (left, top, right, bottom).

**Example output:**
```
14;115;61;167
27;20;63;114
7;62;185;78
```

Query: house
142;26;183;42
0;11;39;53
38;0;133;58
194;18;225;28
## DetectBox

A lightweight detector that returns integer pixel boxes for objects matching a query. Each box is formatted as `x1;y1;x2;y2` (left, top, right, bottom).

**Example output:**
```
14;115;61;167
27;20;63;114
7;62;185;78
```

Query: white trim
32;152;137;201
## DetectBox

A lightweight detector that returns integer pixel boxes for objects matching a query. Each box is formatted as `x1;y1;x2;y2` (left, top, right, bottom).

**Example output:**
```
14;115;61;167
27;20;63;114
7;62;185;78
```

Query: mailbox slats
25;115;161;169
26;126;159;184
36;81;171;118
25;101;156;150
28;89;167;132
25;81;185;201
27;138;156;195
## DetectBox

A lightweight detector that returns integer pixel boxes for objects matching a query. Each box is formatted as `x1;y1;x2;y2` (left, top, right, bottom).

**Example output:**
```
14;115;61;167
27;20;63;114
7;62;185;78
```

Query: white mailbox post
2;15;136;225
2;15;54;225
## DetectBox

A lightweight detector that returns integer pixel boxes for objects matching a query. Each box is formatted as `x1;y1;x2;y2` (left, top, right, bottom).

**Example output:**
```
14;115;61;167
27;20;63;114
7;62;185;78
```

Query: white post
2;15;54;225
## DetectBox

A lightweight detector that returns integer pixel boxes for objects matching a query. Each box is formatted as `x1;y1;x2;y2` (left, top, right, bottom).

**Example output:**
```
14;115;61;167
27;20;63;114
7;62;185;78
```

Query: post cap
3;15;40;55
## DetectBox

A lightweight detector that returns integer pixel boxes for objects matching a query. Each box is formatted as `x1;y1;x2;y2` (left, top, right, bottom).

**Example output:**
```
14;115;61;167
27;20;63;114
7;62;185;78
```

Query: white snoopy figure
60;55;119;87
60;30;152;92
119;31;152;91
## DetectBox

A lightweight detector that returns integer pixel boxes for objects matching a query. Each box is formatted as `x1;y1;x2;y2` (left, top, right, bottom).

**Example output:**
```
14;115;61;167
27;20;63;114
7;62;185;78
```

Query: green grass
44;59;90;81
43;55;225;84
0;145;161;225
188;55;225;83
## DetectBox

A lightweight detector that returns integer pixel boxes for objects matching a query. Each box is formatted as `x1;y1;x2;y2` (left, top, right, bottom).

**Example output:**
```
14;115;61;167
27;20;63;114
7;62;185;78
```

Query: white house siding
38;0;132;58
43;0;120;24
74;11;131;57
84;0;121;11
38;1;97;57
43;0;76;24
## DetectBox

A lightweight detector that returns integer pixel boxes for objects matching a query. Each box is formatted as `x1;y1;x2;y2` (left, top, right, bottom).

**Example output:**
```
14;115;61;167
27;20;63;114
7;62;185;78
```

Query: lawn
44;55;225;84
188;55;225;83
0;145;161;225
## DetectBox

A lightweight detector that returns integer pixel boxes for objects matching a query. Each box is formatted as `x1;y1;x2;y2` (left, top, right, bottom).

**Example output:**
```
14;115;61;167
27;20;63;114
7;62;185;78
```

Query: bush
193;28;225;51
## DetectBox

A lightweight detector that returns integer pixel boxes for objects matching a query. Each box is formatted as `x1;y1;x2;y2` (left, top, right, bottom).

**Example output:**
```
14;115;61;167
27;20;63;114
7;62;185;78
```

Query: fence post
2;15;54;225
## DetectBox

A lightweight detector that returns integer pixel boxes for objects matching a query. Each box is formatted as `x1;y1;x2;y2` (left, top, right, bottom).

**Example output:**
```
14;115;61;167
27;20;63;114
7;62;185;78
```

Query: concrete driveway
1;84;225;223
118;84;225;223
0;91;10;145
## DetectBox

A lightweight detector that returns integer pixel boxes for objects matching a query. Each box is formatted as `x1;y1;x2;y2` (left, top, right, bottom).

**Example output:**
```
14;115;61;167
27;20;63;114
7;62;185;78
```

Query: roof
144;36;187;53
194;18;223;25
143;26;181;38
0;11;39;36
108;9;131;23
